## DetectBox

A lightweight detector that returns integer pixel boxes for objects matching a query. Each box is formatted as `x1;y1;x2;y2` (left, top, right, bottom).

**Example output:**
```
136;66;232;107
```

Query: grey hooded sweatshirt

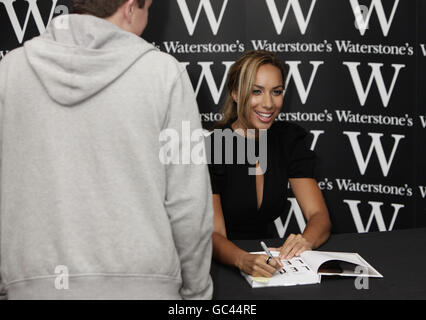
0;14;213;300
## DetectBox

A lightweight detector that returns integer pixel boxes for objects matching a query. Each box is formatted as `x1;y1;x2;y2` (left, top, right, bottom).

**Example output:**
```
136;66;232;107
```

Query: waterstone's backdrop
1;0;425;237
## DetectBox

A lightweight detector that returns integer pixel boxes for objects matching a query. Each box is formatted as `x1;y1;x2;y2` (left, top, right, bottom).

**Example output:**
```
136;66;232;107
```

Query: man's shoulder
137;45;184;77
0;46;25;66
0;47;26;86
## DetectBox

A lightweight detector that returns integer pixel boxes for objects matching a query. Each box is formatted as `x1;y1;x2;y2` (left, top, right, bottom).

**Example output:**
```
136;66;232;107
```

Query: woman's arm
212;194;283;277
276;178;331;259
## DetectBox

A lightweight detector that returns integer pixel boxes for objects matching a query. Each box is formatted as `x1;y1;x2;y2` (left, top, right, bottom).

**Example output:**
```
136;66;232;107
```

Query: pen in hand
260;241;284;275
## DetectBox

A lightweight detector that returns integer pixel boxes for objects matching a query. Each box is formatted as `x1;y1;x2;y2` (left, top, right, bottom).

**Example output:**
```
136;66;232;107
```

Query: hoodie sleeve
161;67;214;300
0;56;7;299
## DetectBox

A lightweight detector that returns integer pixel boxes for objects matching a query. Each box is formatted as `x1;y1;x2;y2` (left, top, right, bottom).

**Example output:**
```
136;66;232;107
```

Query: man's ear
123;0;136;23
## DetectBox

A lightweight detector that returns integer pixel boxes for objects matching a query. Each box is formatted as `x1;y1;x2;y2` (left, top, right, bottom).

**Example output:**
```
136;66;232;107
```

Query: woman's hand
236;253;283;278
271;234;313;260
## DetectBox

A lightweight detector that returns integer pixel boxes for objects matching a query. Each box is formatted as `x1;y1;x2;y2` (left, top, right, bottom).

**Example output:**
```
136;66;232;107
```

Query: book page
300;251;383;277
243;252;321;287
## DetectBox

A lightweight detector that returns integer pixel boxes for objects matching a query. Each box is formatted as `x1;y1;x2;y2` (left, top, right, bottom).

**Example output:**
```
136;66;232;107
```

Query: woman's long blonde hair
217;50;287;129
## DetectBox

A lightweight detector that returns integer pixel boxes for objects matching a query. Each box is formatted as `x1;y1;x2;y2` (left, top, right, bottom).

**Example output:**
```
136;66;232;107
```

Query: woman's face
246;64;284;130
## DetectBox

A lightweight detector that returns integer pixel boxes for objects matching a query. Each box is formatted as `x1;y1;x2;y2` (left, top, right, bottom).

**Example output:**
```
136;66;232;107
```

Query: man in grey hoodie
0;0;214;300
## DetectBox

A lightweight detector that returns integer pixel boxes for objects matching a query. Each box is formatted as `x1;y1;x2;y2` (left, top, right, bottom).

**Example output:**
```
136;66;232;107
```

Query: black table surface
210;228;426;300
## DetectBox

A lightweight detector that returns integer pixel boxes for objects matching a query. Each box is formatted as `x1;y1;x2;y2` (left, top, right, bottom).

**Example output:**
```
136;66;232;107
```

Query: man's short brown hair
72;0;146;18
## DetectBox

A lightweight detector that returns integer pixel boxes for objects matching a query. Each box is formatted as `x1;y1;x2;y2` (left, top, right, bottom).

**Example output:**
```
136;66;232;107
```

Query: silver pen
260;241;284;274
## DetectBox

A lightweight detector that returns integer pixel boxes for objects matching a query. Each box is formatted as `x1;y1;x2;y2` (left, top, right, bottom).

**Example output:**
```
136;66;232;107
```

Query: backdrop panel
417;0;426;227
0;0;424;237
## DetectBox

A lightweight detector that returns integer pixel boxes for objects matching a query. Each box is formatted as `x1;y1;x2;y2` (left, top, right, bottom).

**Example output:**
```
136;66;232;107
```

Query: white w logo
343;131;404;177
285;61;324;104
343;62;405;107
349;0;400;37
181;61;234;105
310;130;324;150
0;0;58;44
344;200;404;233
274;198;306;238
176;0;229;36
265;0;317;35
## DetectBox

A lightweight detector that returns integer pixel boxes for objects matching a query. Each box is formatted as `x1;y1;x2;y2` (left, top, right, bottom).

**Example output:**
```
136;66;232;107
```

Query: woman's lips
254;110;274;123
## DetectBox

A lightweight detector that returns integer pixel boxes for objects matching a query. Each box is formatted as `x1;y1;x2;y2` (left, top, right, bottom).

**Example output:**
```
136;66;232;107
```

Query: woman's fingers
252;264;274;278
252;255;282;277
296;244;309;257
267;257;283;271
247;237;312;277
252;264;272;278
281;234;296;249
280;234;309;259
257;255;278;274
286;244;303;260
280;234;298;259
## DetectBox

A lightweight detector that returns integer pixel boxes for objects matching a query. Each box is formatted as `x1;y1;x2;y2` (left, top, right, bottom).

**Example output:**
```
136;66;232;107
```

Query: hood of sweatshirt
23;14;157;106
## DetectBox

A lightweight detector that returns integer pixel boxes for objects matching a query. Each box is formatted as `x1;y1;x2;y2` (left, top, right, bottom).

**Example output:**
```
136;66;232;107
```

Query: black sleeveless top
206;121;316;240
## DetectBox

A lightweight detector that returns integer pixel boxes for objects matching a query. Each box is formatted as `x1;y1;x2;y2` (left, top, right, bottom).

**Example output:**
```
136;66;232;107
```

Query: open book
242;250;383;288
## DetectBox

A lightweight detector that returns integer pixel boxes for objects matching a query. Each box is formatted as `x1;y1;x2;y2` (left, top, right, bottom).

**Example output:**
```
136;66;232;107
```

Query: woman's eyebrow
253;84;284;89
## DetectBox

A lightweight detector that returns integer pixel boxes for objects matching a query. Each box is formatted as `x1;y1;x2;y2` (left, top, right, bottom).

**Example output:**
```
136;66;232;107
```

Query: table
210;228;426;299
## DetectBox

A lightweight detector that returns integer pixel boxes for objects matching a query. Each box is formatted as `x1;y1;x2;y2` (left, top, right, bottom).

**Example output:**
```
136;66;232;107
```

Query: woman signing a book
206;50;332;278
